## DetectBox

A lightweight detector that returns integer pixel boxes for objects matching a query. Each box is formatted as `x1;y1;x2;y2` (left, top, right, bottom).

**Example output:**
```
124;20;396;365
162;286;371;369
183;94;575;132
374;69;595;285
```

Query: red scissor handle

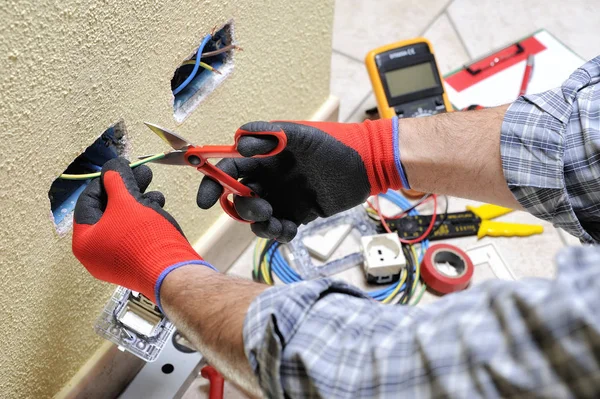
185;128;287;222
234;127;287;158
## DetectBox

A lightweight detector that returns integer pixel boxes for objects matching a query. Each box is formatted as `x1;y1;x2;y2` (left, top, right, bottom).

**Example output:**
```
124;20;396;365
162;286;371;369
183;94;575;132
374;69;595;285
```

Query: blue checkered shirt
243;56;600;398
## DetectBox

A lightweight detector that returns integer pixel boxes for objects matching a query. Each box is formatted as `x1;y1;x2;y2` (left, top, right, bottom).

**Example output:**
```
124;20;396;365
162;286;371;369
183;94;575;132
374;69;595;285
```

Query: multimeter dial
411;107;435;118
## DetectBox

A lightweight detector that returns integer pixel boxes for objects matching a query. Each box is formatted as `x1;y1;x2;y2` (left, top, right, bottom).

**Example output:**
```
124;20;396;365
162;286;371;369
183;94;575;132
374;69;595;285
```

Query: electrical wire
173;34;212;95
58;152;166;180
366;194;431;220
398;246;414;305
200;44;242;58
180;59;222;74
428;195;449;237
381;269;407;304
403;245;421;304
410;283;427;305
254;191;431;304
253;239;266;282
368;190;430;301
257;239;275;285
410;245;421;297
386;194;431;219
374;194;438;244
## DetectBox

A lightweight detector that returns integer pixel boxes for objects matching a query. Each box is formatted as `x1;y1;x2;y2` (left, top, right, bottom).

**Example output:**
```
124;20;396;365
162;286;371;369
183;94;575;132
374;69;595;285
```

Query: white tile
330;52;373;122
422;13;471;75
332;0;450;61
345;92;377;123
448;0;600;60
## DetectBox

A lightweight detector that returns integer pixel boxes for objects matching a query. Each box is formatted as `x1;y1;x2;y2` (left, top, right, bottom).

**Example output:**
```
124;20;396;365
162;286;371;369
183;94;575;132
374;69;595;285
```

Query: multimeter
366;38;452;119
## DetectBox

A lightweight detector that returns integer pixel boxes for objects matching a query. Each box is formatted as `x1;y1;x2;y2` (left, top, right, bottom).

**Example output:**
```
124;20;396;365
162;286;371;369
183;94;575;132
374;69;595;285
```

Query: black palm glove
197;120;402;242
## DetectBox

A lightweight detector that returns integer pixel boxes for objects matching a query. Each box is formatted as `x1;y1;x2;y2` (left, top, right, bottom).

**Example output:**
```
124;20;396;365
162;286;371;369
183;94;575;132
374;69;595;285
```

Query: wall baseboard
54;342;145;399
55;94;339;398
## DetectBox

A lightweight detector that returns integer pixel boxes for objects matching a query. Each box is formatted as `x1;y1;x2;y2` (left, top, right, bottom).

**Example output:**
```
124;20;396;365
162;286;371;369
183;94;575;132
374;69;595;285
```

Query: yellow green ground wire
255;238;273;285
58;152;166;180
181;59;221;74
405;245;421;303
381;269;408;304
411;283;427;305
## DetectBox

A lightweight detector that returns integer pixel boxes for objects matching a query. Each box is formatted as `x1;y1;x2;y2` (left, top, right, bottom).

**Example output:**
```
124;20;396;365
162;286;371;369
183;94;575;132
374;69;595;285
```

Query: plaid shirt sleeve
243;57;600;398
501;56;600;243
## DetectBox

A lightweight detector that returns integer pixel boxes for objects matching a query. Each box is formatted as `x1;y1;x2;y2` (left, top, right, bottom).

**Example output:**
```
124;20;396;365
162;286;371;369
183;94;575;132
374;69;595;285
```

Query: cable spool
421;243;474;294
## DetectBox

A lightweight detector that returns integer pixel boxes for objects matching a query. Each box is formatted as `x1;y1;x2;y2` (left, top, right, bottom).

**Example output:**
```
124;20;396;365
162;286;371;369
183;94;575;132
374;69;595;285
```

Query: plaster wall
0;1;334;397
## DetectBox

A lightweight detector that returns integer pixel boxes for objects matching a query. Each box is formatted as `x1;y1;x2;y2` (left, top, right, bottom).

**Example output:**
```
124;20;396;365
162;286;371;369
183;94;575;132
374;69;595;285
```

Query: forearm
160;265;267;397
399;104;522;209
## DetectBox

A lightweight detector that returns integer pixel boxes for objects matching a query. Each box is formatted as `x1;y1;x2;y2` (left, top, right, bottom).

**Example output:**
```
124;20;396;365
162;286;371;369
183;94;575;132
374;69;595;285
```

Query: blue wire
266;189;431;301
272;251;301;282
172;34;212;95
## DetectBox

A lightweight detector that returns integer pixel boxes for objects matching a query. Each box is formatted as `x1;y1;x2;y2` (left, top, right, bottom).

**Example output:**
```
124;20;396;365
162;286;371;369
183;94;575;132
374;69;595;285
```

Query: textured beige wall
0;1;334;397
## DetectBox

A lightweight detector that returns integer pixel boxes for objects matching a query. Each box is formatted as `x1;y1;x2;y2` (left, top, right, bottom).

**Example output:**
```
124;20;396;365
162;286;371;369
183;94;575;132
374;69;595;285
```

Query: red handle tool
143;122;287;223
200;365;225;399
185;129;287;222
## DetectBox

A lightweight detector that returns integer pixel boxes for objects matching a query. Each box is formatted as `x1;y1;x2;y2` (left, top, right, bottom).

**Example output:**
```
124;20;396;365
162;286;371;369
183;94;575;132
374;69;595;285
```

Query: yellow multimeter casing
366;38;452;119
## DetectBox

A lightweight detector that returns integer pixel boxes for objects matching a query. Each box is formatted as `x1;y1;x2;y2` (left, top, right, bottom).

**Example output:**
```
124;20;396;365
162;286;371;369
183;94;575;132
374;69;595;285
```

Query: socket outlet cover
361;233;405;277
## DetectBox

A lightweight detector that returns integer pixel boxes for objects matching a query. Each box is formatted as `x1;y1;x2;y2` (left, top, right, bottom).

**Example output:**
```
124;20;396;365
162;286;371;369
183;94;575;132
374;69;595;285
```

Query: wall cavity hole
48;121;129;234
172;21;236;123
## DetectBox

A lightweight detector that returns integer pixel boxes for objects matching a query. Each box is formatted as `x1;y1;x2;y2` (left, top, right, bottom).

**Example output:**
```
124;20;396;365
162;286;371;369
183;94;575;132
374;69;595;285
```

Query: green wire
411;283;427;305
58;152;166;180
253;239;262;280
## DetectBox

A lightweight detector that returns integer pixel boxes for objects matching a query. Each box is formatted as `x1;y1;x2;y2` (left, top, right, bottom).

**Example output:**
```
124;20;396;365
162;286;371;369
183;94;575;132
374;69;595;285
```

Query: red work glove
73;158;216;308
197;117;408;242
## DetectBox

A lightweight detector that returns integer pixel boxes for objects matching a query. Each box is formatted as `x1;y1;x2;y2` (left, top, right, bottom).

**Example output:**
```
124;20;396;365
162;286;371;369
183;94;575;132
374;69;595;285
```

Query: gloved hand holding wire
196;118;408;242
72;158;216;308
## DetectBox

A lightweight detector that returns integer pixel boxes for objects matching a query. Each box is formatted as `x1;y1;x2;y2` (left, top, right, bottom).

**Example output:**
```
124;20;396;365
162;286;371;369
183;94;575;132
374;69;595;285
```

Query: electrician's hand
72;158;216;307
196;119;405;242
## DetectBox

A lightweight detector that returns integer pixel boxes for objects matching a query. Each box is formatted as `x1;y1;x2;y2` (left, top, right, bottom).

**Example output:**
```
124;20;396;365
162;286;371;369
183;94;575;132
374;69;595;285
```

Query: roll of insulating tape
421;243;474;294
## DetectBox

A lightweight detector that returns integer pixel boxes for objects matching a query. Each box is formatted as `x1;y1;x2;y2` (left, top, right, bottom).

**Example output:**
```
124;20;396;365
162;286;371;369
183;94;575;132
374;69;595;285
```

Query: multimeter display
385;62;437;97
366;38;452;119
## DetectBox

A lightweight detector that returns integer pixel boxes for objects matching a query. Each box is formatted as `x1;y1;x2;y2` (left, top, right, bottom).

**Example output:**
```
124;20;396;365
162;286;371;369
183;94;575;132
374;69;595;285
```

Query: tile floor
183;1;599;397
335;0;600;123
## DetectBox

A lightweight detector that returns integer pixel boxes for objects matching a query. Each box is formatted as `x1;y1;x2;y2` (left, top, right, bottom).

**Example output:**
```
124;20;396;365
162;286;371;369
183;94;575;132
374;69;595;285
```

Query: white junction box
361;233;405;284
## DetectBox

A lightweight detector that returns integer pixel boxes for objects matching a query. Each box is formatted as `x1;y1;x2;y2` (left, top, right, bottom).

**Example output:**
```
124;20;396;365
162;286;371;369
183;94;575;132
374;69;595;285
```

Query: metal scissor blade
144;122;193;151
138;151;189;166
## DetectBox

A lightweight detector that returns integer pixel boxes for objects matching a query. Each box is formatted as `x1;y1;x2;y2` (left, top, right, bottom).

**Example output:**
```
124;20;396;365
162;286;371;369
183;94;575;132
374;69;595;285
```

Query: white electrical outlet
361;233;405;284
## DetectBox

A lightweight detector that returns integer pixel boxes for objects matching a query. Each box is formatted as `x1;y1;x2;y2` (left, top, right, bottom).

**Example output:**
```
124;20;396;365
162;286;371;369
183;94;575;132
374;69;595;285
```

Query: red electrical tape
421;244;474;294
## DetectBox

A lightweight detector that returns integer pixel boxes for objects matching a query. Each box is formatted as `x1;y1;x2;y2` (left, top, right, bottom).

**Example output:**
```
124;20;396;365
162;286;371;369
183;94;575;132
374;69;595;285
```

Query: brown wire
201;44;242;58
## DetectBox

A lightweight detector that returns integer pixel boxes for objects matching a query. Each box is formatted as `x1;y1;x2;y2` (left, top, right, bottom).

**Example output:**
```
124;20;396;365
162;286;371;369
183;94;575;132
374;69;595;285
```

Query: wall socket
361;233;405;284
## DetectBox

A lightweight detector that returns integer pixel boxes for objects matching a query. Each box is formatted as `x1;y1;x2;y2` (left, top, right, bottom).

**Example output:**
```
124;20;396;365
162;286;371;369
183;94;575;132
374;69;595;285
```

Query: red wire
373;196;393;233
368;194;433;219
387;195;435;220
372;194;438;244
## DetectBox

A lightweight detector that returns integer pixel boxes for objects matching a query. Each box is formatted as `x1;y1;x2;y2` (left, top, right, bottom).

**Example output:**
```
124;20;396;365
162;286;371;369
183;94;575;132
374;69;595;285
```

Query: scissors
141;122;287;222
